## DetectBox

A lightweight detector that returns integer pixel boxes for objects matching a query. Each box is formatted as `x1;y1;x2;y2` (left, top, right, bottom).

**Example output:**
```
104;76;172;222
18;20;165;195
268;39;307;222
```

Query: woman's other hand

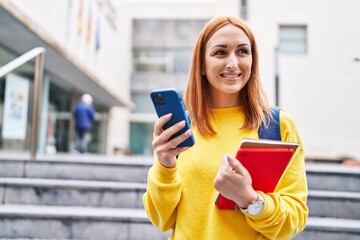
214;153;258;208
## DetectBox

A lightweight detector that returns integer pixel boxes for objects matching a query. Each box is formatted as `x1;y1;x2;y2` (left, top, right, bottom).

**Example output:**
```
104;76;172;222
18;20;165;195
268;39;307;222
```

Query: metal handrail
0;47;46;160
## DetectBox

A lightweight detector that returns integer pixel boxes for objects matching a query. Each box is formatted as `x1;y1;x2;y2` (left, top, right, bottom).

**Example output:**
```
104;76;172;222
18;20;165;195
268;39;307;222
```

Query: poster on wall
2;73;30;140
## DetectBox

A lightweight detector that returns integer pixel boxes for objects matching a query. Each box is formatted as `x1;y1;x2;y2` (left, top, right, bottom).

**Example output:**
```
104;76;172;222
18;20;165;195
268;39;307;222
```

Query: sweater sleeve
246;110;309;240
142;156;182;232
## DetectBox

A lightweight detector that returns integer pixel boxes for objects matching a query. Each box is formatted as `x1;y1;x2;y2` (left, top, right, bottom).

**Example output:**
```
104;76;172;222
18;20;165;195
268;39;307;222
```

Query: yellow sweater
143;107;308;240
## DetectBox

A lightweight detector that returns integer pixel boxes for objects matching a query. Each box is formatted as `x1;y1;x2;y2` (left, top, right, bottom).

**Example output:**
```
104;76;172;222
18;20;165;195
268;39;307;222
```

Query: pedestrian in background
73;93;95;153
143;16;308;239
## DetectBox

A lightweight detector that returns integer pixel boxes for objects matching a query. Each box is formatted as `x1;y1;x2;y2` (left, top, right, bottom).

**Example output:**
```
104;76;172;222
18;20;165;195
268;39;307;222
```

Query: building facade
1;0;359;159
0;0;133;155
125;0;240;155
125;0;360;159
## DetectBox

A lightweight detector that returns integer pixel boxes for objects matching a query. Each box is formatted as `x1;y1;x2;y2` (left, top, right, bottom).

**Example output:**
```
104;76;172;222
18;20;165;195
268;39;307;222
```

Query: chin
223;86;243;94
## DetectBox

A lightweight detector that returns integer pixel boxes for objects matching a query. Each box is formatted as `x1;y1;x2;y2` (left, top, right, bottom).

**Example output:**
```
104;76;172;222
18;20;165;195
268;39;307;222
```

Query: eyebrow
210;43;250;49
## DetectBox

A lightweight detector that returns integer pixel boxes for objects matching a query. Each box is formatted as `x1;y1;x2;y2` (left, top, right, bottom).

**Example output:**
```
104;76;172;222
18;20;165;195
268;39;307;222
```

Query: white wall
249;0;360;158
123;0;239;19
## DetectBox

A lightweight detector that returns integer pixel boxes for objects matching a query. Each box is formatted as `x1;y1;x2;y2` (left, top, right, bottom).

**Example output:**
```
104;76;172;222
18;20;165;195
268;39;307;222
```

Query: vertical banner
2;74;30;140
77;0;84;35
95;13;101;52
86;2;93;46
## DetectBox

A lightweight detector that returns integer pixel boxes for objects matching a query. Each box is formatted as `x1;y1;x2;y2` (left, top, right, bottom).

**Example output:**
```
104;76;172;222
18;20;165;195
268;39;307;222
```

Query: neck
210;92;240;108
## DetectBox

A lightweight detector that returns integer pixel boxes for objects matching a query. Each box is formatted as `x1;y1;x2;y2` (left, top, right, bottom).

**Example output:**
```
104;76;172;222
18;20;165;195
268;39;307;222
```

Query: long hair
184;16;271;136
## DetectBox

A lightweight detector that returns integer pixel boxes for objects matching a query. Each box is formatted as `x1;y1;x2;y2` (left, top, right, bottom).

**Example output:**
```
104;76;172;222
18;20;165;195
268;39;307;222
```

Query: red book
215;138;298;210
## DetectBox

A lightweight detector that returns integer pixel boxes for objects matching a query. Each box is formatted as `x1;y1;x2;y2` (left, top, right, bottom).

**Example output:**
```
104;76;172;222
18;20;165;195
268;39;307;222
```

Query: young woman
143;16;308;240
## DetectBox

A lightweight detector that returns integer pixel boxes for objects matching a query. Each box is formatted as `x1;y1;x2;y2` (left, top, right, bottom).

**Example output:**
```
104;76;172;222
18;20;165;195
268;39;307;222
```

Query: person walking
73;93;95;153
143;16;308;240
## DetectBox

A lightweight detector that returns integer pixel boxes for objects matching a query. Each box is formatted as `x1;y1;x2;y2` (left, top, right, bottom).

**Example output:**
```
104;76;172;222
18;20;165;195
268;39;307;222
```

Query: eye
213;50;226;56
238;48;250;55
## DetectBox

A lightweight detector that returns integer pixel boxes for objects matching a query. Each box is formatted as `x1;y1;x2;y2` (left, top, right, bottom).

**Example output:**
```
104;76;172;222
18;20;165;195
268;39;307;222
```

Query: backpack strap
258;107;281;141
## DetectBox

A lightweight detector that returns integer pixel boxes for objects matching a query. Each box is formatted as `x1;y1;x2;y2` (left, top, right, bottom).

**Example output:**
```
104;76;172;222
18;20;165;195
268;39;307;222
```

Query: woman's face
204;24;252;107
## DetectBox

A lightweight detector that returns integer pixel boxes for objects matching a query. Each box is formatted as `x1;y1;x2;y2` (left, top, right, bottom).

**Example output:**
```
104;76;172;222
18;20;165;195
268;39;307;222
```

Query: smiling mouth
220;73;241;78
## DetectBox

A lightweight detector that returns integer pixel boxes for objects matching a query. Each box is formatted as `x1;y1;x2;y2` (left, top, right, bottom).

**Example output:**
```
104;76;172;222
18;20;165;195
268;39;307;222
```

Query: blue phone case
150;88;195;147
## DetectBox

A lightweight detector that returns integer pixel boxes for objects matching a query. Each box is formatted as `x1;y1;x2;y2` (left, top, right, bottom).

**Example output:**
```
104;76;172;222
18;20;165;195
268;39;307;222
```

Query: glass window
131;92;155;113
135;63;167;72
0;47;34;153
133;48;191;73
279;25;307;53
173;50;192;73
147;50;167;58
240;0;248;20
129;122;154;155
133;49;168;73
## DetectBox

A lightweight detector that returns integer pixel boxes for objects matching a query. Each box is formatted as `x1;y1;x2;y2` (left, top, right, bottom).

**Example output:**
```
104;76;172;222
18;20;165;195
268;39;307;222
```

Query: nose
226;54;239;69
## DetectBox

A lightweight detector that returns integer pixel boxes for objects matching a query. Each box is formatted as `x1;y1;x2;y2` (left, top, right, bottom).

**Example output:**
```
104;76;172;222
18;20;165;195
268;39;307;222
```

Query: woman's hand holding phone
150;88;195;168
152;113;192;168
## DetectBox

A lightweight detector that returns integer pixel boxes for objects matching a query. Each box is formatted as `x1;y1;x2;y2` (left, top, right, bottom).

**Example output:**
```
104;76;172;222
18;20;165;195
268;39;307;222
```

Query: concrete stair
0;205;152;239
0;204;165;240
0;154;150;182
294;163;360;240
307;190;360;219
306;163;360;192
0;155;360;239
0;155;170;240
0;178;146;208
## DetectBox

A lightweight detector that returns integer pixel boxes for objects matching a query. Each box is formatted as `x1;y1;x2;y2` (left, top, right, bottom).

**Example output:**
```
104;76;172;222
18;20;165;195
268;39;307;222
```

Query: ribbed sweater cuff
248;192;274;220
153;159;178;183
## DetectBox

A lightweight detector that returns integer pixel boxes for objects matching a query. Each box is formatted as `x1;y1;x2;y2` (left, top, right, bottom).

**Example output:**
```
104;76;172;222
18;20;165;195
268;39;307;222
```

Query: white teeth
222;74;240;78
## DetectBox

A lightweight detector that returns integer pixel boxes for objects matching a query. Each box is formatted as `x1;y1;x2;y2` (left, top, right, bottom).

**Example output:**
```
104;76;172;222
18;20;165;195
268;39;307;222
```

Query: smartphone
150;88;195;147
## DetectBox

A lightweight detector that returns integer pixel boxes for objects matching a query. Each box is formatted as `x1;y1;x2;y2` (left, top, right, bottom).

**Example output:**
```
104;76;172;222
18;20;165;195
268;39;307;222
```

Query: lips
220;72;241;79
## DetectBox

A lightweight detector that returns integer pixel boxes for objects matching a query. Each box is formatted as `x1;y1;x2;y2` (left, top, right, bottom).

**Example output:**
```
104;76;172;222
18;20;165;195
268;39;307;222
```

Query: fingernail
178;120;185;126
226;153;233;160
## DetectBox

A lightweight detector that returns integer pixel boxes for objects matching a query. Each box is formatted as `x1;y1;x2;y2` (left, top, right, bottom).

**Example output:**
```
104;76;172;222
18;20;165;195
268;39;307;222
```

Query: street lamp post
274;46;280;107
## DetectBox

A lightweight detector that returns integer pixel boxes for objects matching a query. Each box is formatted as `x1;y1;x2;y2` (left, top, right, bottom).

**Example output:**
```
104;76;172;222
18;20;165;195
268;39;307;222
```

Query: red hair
185;16;271;136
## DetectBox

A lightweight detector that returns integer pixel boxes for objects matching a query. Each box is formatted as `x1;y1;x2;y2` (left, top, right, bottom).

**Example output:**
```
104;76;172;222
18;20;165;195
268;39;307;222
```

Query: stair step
306;163;360;175
294;217;360;240
306;163;360;191
0;177;147;190
308;190;360;219
0;204;147;221
0;178;146;208
306;217;360;233
1;204;359;240
309;190;360;200
0;204;170;240
3;178;360;218
0;155;153;182
1;157;360;239
2;158;360;188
